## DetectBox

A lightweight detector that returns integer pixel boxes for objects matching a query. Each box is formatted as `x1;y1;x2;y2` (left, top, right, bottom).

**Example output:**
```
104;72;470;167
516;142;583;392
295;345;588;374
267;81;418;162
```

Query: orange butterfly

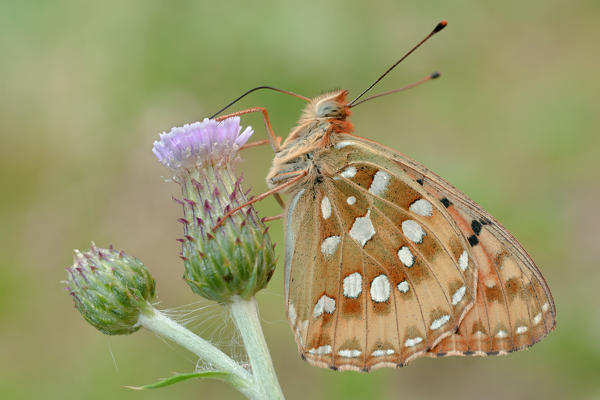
214;20;555;371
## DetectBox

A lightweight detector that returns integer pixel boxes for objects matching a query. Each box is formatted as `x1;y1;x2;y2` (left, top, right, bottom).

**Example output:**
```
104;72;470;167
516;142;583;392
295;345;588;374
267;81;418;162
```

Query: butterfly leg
215;107;281;152
212;169;307;230
262;213;283;223
239;138;281;151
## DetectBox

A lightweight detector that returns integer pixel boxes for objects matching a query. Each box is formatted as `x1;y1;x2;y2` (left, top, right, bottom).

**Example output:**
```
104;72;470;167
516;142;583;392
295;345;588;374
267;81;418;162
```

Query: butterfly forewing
285;188;317;351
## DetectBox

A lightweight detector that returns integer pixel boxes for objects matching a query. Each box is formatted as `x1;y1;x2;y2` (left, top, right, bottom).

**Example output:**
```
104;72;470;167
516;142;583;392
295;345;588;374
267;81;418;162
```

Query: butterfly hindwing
285;140;481;370
330;134;556;358
427;203;555;356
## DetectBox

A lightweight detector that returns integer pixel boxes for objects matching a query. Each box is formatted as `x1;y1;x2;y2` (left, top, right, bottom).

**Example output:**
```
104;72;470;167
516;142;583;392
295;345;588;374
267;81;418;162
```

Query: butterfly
214;20;555;372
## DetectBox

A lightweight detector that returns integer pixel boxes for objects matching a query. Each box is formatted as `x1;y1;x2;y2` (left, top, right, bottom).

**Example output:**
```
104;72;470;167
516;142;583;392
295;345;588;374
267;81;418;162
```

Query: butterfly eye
315;100;347;119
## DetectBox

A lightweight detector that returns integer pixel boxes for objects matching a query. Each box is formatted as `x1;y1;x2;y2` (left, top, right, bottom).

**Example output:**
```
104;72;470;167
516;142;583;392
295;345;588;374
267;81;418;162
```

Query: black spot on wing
416;178;424;186
468;235;479;246
440;198;452;208
471;220;482;235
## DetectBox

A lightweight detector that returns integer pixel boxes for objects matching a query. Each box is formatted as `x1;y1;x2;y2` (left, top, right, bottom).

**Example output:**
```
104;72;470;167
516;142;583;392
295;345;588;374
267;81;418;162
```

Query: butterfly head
266;89;355;189
301;90;352;124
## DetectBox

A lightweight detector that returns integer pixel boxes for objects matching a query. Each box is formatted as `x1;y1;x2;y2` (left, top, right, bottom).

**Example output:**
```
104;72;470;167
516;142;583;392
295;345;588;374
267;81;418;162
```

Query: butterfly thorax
266;90;353;190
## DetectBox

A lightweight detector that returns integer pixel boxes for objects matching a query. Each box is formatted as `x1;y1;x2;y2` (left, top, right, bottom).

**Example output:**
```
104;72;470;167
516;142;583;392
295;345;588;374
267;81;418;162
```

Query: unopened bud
65;244;155;335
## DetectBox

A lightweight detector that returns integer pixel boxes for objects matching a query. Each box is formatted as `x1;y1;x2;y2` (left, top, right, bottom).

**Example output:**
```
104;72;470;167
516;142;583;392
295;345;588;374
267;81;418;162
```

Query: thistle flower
153;117;254;174
65;243;156;335
153;117;276;303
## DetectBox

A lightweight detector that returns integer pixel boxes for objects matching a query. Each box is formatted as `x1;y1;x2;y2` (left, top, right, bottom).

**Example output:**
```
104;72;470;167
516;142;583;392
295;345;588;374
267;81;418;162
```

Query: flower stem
229;297;285;400
137;306;259;399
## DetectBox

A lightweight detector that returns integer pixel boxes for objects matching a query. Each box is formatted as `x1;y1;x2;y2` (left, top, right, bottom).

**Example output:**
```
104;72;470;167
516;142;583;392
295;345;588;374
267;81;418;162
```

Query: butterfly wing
331;134;556;358
284;133;555;371
285;140;486;371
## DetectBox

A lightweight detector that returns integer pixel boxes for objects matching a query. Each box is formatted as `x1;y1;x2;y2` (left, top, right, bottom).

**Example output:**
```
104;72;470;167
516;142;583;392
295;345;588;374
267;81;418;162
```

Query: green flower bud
153;117;276;303
178;166;276;303
65;243;156;335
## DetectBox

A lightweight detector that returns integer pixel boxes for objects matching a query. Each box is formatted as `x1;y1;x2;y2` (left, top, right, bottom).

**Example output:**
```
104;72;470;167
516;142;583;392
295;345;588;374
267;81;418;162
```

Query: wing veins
388;256;404;358
285;189;309;306
485;224;554;328
420;172;555;320
326;181;435;335
332;178;465;314
334;135;555;342
354;240;429;352
482;242;517;350
327;190;371;369
302;191;322;348
339;133;554;318
338;170;471;290
326;181;429;355
328;206;348;366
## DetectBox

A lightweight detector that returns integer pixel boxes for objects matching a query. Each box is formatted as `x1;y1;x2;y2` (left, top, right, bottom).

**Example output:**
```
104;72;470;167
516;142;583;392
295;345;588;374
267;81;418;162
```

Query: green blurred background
1;1;599;399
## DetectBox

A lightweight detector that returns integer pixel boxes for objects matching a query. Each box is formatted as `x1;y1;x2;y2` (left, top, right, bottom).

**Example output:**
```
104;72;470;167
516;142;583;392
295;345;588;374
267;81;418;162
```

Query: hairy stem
138;306;259;399
229;297;285;400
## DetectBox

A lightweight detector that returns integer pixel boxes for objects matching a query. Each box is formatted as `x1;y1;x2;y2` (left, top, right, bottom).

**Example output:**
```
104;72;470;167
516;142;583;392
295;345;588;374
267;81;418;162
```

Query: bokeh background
2;1;599;399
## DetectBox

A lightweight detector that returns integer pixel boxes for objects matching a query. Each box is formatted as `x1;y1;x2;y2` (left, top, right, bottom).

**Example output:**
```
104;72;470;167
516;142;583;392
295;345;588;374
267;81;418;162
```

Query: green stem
229;297;285;400
138;306;260;399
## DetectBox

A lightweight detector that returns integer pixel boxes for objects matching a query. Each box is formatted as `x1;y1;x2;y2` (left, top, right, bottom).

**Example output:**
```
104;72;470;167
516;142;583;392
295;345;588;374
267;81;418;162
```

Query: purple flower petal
153;117;254;173
235;126;254;147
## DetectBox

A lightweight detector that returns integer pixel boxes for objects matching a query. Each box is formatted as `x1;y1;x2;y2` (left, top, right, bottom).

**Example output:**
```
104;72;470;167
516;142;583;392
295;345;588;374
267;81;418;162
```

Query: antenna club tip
433;20;448;33
431;71;441;79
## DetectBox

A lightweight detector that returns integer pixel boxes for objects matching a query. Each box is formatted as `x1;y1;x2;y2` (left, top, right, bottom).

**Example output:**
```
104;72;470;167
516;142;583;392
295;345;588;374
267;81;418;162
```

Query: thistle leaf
125;370;237;390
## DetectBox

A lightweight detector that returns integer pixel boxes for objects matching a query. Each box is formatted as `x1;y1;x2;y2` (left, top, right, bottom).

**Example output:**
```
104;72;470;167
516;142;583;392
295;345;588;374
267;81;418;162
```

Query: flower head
65;243;156;335
154;117;276;303
177;173;277;303
153;117;253;175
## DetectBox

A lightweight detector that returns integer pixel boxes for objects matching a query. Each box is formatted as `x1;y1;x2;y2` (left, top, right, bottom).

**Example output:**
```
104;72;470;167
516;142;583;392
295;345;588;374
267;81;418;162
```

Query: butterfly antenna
348;20;447;107
349;71;441;107
210;86;310;119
